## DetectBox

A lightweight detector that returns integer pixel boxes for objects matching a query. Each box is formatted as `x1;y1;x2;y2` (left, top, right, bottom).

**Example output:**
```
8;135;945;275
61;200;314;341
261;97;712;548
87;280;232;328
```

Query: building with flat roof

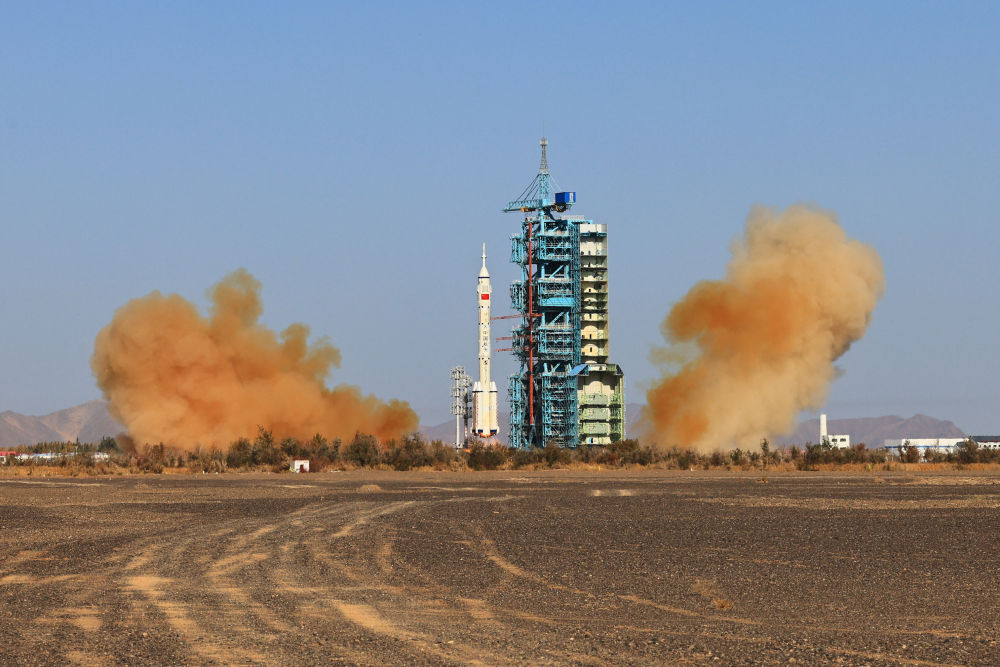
820;414;850;449
882;438;966;457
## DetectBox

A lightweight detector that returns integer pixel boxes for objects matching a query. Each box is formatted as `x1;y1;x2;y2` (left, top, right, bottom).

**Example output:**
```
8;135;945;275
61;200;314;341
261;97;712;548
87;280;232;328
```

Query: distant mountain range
0;400;125;448
0;400;967;450
774;414;965;447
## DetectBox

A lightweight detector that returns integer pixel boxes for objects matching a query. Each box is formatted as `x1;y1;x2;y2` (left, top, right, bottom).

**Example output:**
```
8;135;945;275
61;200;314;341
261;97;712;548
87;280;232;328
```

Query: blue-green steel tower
505;138;582;448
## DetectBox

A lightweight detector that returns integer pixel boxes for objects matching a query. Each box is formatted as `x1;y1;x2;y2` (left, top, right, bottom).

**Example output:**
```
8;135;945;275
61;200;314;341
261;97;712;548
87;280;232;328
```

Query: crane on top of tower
503;137;577;213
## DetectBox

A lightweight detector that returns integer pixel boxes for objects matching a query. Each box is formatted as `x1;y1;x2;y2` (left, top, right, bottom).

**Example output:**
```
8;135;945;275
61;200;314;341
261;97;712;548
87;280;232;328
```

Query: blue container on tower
555;191;576;205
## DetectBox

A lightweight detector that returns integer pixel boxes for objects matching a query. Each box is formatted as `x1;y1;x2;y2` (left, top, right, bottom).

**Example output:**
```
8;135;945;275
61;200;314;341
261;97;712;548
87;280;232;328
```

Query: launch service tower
504;139;625;448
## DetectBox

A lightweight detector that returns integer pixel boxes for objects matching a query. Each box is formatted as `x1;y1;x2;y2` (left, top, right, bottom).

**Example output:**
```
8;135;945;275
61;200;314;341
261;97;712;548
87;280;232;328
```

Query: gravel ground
1;470;999;665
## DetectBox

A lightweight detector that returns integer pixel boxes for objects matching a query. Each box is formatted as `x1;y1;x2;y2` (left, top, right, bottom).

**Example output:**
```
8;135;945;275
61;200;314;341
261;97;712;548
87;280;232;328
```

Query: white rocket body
472;244;499;437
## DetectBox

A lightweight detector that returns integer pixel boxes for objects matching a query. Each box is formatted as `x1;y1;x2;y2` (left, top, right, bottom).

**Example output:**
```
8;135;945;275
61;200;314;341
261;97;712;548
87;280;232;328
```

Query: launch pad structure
449;366;472;447
503;139;625;448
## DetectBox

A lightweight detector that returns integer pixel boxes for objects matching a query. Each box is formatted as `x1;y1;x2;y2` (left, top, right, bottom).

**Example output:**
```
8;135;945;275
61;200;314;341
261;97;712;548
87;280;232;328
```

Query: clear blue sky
2;2;998;433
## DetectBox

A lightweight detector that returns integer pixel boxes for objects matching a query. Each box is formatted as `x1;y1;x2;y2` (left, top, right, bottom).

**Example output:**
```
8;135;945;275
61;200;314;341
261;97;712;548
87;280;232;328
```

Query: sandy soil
1;470;999;665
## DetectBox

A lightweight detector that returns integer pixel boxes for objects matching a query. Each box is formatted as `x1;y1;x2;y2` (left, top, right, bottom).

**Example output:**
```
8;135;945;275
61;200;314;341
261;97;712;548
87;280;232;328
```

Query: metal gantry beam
449;366;471;448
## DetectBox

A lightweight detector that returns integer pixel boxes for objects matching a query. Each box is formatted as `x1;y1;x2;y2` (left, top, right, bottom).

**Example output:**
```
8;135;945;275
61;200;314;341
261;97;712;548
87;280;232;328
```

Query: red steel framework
494;220;538;433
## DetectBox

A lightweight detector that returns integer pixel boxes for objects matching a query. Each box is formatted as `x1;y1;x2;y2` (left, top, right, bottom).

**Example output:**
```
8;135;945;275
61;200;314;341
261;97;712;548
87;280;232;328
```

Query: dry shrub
466;443;507;470
384;435;433;471
341;432;383;467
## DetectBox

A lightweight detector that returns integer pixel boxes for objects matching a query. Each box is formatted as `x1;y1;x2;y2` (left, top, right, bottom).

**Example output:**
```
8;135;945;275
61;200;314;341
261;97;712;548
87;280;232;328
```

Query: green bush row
7;432;998;473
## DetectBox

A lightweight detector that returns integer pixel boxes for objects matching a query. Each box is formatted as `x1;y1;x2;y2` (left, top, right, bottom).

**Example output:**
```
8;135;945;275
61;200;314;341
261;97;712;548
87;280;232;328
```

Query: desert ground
1;471;999;665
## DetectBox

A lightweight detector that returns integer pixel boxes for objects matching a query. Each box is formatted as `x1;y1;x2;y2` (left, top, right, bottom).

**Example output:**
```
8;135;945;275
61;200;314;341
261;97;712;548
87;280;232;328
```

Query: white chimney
820;413;828;441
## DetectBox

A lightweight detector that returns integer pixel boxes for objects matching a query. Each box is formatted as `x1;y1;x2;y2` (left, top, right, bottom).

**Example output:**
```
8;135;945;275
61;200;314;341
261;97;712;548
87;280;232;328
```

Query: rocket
472;243;499;437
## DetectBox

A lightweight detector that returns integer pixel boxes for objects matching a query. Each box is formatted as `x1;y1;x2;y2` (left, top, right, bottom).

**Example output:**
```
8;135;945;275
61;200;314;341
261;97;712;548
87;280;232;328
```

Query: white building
970;436;1000;450
9;451;110;463
820;414;850;449
882;436;1000;457
883;438;965;456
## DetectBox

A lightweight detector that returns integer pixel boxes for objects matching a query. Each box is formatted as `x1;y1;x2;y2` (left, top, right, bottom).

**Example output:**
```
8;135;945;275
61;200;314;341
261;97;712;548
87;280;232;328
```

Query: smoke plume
91;269;417;450
642;205;885;452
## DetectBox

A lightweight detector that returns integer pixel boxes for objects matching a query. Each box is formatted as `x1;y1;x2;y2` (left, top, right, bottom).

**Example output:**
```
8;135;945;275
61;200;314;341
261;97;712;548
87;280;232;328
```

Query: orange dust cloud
91;269;417;450
642;205;885;452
